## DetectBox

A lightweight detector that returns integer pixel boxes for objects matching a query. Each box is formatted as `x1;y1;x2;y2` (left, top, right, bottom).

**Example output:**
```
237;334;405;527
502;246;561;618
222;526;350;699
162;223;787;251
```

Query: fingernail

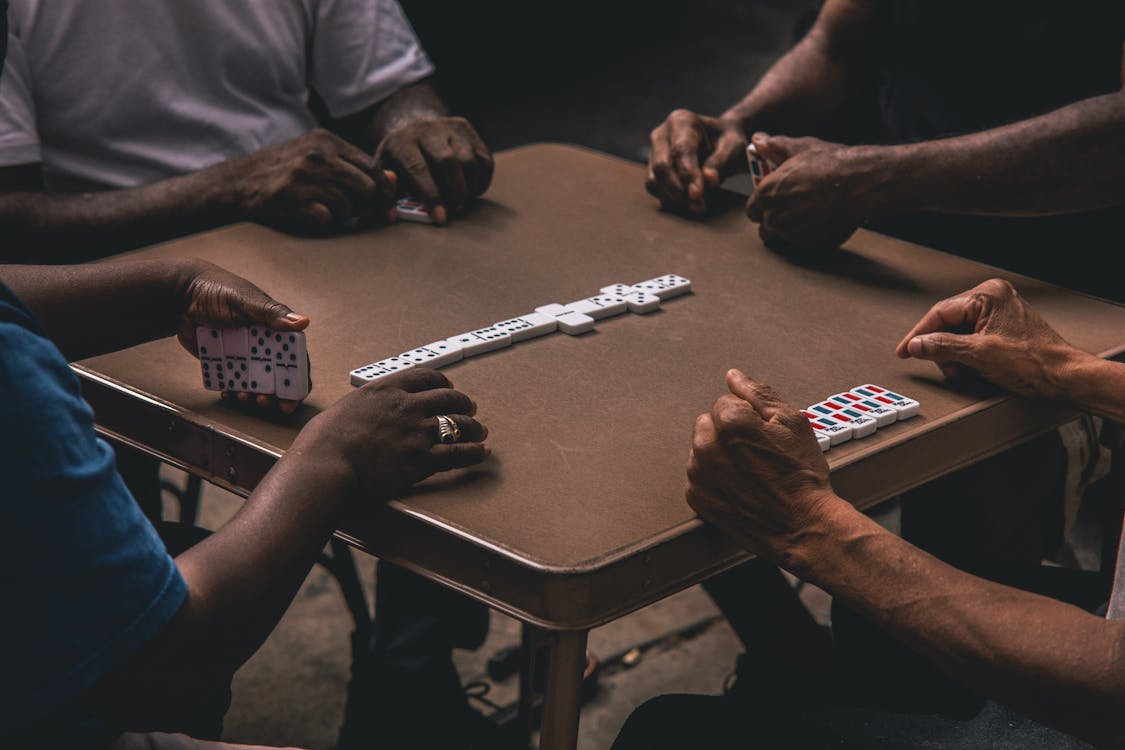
284;312;304;322
482;445;492;457
387;207;398;222
432;205;448;225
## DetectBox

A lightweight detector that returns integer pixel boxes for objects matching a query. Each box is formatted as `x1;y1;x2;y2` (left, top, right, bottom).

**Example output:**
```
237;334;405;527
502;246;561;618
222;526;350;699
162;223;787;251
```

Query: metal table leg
537;628;589;750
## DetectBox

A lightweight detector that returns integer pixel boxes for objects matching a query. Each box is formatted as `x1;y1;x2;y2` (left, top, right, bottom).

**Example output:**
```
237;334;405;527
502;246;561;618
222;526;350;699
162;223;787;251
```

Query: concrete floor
180;470;835;750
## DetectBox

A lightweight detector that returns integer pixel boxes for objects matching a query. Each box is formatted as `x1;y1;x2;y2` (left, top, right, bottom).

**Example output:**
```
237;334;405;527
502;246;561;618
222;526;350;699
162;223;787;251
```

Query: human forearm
1054;352;1125;424
795;502;1125;747
338;78;448;153
877;91;1125;217
0;259;201;359
0;168;242;261
721;0;874;140
97;425;358;727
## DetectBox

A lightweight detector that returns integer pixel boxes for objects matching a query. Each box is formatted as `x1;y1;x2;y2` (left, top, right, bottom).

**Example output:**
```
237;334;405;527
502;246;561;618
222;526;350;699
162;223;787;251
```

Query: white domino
802;408;852;445
814;433;831;452
600;283;661;314
565;294;628;320
853;384;921;420
271;331;310;400
811;400;877;438
633;274;692;300
246;326;277;395
534;303;596;335
401;340;464;368
222;328;251;392
350;362;392;386
495;313;558;343
828;392;896;428
622;290;661;314
196;326;226;391
447;326;511;357
395;195;434;224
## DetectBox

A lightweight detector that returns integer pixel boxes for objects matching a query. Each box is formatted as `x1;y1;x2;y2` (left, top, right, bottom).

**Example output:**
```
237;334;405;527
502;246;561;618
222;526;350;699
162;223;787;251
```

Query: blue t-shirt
0;282;187;746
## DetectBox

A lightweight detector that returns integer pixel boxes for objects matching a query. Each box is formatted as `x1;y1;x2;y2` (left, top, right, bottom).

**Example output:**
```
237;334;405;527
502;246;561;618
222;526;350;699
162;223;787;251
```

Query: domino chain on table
349;274;692;386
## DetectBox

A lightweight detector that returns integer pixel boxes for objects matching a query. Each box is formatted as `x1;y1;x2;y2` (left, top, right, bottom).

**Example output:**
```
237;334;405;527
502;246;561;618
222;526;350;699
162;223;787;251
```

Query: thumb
751;132;797;165
726;368;786;421
245;293;309;331
906;332;975;363
702;130;748;187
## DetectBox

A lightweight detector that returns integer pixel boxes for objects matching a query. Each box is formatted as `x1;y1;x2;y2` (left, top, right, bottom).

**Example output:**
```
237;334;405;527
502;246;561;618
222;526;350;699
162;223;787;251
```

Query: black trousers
615;564;1107;750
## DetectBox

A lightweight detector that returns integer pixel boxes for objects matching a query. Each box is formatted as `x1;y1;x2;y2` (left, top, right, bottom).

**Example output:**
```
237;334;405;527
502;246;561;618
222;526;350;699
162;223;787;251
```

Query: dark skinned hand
896;278;1084;400
310;368;489;500
176;261;311;414
376;116;493;225
646;109;748;215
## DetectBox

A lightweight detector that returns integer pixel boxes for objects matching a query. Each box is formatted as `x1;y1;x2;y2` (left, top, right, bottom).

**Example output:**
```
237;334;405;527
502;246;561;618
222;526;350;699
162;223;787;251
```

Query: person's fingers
310;184;355;224
423;414;487;443
752;132;795;165
710;393;761;438
905;331;978;365
429;441;490;469
422;132;471;211
277;398;301;415
745;190;764;224
452;120;494;197
386;140;446;225
326;157;377;201
648;124;687;207
725;369;788;422
703;129;748;187
413;387;476;417
293;200;334;228
895;295;984;357
450;136;485;197
383;367;453;393
669;121;706;213
327;131;378;173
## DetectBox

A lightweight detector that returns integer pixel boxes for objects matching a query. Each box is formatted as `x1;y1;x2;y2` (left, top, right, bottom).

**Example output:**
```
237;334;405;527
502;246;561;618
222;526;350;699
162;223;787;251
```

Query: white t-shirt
0;0;434;191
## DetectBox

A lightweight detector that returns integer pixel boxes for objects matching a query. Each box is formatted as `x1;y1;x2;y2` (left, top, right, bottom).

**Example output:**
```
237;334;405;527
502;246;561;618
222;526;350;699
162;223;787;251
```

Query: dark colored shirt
0;282;187;746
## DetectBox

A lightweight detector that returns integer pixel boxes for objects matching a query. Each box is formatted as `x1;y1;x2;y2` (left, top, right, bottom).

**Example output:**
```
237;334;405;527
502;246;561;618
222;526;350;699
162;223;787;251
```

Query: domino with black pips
745;143;778;188
534;303;596;335
565;294;629;320
401;340;464;368
632;274;692;300
446;326;512;357
196;326;226;391
222;327;251;392
247;326;277;395
272;330;310;400
600;283;662;314
495;313;558;343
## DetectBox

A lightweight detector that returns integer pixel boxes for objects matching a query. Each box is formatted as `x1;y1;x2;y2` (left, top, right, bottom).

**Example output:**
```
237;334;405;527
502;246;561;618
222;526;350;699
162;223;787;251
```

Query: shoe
337;648;526;750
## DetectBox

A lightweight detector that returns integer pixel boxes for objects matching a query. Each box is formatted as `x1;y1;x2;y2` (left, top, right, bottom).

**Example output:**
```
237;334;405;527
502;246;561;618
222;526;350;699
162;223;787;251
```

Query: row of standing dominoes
802;384;920;452
349;274;692;386
196;326;310;400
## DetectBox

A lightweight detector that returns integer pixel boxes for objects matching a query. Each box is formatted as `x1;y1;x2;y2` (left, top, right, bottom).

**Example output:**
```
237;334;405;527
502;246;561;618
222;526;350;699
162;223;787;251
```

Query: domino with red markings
745;144;778;188
829;392;897;427
851;385;921;420
801;409;853;446
808;400;878;439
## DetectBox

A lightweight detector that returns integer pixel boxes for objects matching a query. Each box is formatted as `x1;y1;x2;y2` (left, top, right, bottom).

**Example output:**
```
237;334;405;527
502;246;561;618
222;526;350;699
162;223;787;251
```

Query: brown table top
78;143;1125;628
